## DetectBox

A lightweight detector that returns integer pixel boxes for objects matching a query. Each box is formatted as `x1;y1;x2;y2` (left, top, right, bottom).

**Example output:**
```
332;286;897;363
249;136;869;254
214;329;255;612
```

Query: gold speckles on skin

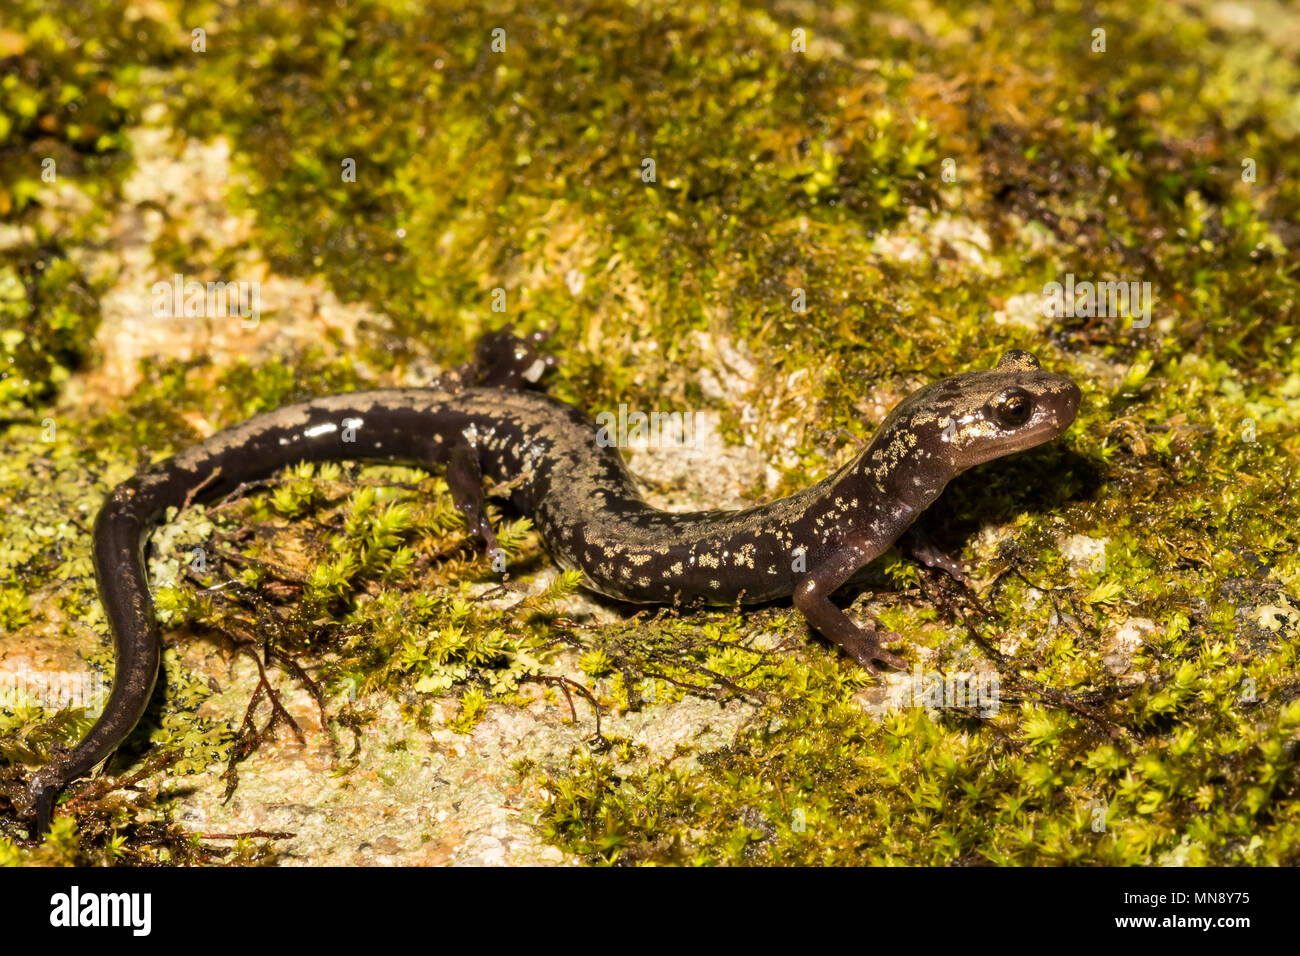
183;358;1076;615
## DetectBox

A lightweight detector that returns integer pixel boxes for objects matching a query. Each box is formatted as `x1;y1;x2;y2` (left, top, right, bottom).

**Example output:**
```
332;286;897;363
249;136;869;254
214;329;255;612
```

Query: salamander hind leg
429;324;558;392
473;323;558;390
446;444;505;568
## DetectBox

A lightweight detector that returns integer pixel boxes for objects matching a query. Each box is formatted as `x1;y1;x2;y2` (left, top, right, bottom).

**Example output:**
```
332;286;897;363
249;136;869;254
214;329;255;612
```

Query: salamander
17;327;1080;836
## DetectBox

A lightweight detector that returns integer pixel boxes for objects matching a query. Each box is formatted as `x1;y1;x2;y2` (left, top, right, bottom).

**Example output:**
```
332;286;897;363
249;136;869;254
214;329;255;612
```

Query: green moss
0;0;176;418
0;252;101;417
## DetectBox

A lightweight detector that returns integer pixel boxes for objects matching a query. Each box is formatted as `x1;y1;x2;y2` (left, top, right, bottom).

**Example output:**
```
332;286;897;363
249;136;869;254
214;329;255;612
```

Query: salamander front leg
793;535;908;674
900;526;973;590
446;444;504;566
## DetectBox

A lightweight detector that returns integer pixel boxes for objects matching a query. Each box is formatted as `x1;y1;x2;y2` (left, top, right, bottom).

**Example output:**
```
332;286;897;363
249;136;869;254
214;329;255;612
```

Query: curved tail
20;328;566;839
23;388;475;837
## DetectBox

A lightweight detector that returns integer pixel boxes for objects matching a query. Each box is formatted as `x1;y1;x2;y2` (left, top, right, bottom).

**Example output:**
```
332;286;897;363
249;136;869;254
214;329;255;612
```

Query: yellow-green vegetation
0;2;164;418
2;0;1299;864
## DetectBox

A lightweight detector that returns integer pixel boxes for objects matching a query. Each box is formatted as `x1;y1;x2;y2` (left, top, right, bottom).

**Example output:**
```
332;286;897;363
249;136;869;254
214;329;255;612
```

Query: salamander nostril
1061;381;1082;421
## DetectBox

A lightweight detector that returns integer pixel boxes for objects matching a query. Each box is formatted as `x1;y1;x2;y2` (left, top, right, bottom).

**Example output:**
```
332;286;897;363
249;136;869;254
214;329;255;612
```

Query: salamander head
931;349;1081;471
866;350;1081;506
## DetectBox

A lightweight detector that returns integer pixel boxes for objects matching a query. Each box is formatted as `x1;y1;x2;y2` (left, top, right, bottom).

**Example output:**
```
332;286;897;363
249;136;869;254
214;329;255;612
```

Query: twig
520;674;604;739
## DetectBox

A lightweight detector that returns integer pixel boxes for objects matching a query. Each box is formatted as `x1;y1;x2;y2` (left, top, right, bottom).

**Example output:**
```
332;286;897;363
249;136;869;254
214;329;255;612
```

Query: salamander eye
994;388;1033;428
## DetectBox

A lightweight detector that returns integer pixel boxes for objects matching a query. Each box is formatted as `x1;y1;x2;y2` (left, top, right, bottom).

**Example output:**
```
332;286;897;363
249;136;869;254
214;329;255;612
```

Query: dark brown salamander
18;328;1080;836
